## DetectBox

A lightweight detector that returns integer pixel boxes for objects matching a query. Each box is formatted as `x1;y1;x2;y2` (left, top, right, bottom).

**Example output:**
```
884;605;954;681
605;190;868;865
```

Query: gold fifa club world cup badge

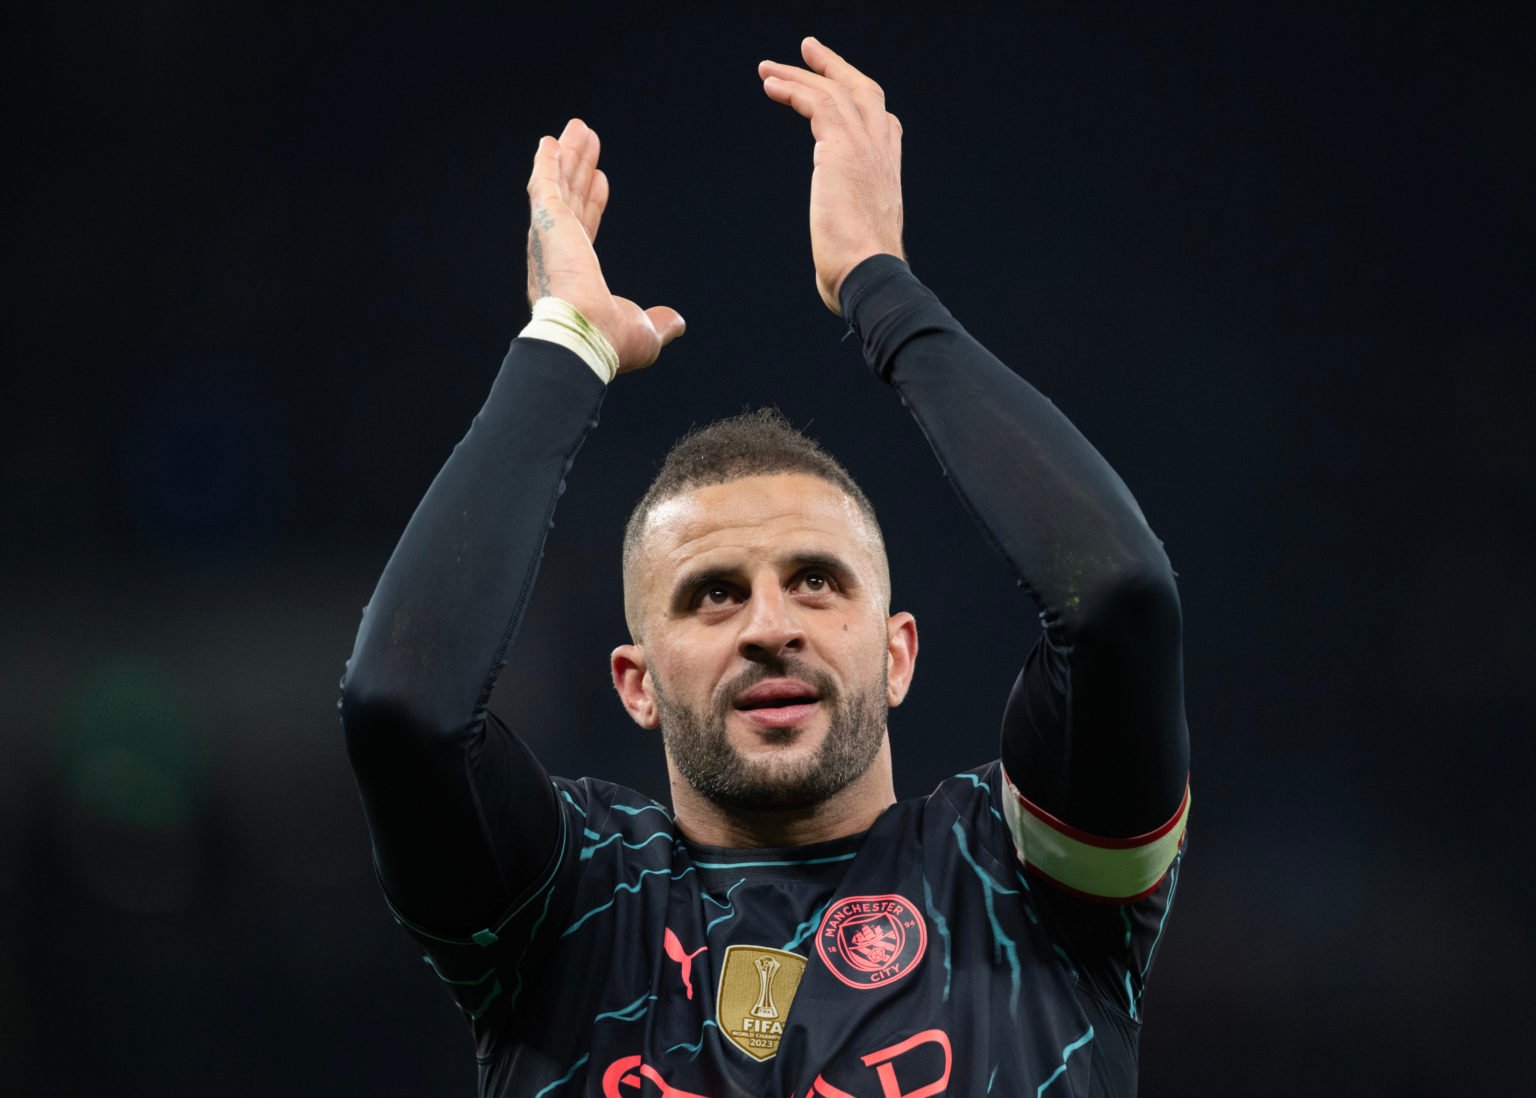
716;944;807;1061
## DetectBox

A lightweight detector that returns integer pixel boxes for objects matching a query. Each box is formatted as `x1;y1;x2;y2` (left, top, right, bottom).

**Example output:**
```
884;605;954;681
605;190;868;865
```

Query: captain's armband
1000;769;1189;903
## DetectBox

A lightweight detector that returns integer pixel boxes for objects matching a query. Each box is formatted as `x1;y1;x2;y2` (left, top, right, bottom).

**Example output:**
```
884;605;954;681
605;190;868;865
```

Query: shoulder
928;760;1013;831
551;776;671;825
904;761;1023;877
552;776;679;870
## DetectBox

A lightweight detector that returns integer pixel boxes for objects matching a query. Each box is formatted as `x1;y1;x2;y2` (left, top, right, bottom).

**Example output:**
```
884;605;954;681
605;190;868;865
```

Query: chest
503;805;1092;1097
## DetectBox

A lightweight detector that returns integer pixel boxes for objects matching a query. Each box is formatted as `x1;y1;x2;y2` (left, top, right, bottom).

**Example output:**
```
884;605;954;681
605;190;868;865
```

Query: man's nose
736;583;805;661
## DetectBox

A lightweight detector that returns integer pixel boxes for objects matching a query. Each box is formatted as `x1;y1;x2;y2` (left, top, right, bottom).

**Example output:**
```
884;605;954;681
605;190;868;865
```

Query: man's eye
802;572;829;592
700;585;733;605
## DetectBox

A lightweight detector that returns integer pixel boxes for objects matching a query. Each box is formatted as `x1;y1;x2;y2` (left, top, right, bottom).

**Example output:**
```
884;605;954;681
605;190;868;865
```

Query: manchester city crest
815;893;927;989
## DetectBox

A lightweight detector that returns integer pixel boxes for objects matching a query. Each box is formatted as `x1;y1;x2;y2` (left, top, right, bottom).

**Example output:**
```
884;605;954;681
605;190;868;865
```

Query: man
341;37;1188;1097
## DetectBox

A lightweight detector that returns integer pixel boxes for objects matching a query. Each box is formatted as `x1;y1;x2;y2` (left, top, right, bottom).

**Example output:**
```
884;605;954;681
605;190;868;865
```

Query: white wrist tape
518;297;620;383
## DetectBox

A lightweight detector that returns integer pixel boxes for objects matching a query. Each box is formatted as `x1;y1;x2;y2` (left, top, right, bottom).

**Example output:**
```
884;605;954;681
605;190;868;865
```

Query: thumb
646;305;687;346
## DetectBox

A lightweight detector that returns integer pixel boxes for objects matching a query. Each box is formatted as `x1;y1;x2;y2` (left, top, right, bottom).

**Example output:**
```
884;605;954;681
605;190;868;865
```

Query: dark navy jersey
342;256;1191;1097
390;762;1184;1097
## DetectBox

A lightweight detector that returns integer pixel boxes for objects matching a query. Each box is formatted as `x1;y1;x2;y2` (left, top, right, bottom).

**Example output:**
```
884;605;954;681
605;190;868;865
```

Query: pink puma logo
663;928;708;1000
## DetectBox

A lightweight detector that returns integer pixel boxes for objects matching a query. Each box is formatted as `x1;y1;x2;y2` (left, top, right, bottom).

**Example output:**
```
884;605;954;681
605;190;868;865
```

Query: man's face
617;473;913;812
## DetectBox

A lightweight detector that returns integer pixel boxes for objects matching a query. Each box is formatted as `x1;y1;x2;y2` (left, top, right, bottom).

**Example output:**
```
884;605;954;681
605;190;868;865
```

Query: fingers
585;168;609;243
759;37;886;123
562;119;610;241
759;70;829;124
558;118;599;220
800;35;880;101
760;65;890;148
531;120;608;242
526;136;565;208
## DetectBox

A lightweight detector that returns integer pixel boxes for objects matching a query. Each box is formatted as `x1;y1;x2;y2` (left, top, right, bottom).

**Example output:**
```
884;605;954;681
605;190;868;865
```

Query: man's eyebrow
670;565;740;607
782;551;860;585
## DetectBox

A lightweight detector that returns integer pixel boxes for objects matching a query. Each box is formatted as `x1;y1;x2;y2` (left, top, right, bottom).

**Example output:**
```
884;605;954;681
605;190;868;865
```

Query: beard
653;656;889;813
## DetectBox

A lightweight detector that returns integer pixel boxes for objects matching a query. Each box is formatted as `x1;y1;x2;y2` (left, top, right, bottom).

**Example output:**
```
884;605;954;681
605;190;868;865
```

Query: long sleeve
841;255;1189;854
338;337;606;935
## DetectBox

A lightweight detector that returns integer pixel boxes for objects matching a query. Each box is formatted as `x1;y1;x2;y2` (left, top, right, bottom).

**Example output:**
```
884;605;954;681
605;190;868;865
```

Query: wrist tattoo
530;205;555;297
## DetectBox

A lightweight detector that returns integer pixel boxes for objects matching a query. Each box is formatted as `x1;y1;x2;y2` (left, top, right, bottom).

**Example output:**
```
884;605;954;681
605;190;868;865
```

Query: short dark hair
621;408;886;633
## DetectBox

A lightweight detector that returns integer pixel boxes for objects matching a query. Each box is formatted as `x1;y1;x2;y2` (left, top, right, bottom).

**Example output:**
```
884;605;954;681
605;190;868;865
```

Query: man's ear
611;644;660;729
885;611;919;707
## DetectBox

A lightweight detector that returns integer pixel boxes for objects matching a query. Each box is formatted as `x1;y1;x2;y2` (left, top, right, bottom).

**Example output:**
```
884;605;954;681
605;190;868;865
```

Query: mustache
711;658;838;717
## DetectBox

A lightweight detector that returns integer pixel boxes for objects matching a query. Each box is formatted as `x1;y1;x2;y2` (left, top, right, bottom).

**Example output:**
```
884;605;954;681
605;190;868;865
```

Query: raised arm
338;120;684;935
760;40;1188;888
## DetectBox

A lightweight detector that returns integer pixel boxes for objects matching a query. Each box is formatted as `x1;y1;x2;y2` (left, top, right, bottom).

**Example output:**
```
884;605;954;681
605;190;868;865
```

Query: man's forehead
640;473;876;563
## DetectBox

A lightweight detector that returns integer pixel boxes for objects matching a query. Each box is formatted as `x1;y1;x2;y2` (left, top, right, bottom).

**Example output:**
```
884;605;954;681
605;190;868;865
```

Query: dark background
5;2;1532;1094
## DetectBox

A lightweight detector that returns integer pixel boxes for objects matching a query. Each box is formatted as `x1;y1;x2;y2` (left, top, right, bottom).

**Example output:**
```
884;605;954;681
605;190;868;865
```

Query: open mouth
737;694;820;710
733;680;823;728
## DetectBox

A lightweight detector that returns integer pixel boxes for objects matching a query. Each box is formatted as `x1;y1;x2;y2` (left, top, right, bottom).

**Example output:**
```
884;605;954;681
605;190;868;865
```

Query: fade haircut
621;408;888;637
